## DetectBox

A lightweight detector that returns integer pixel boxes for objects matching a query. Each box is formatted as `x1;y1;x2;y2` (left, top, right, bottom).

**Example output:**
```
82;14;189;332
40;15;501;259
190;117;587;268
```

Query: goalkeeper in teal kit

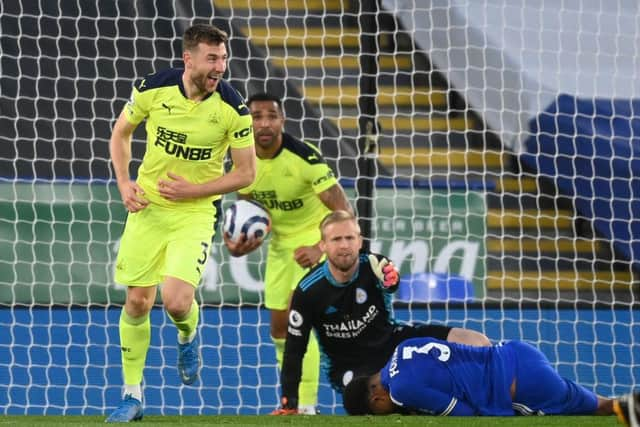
343;336;640;425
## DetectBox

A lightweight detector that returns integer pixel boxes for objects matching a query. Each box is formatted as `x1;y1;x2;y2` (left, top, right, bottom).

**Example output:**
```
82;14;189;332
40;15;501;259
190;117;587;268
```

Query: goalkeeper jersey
238;133;337;241
280;253;400;402
123;68;254;210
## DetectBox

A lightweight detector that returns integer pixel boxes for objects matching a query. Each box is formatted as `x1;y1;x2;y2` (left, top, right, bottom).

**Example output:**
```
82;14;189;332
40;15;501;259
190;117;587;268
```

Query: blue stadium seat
396;272;475;302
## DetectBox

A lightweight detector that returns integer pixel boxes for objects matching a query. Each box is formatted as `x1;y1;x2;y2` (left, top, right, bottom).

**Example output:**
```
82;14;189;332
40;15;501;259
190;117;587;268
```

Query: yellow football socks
119;309;150;386
168;301;199;343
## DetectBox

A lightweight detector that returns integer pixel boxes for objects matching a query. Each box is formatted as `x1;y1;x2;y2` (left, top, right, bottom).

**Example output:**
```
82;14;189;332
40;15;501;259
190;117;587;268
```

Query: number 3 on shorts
196;242;209;273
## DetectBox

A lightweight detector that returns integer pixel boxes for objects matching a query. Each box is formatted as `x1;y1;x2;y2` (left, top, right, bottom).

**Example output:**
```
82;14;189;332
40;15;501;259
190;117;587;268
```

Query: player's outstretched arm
318;183;353;213
273;290;312;415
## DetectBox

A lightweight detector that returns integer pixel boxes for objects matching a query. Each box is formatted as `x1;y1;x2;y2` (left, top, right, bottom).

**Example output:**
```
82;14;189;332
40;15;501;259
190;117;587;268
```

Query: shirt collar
322;259;360;287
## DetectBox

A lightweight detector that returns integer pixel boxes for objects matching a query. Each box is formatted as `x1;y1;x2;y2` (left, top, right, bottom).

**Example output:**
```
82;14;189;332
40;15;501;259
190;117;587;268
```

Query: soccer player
274;210;491;414
343;336;640;424
223;93;353;415
106;24;256;422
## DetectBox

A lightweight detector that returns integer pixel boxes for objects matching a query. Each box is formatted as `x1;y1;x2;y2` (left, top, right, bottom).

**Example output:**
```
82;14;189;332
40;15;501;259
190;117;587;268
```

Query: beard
255;131;277;148
329;252;358;273
190;70;218;94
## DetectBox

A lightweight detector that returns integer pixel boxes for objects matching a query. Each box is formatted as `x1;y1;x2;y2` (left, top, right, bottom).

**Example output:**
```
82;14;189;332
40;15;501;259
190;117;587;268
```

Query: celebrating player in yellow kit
224;93;352;414
106;24;256;422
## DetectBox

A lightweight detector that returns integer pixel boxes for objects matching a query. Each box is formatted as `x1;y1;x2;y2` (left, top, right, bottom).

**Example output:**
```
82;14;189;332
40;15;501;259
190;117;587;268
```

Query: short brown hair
183;24;228;52
319;210;360;239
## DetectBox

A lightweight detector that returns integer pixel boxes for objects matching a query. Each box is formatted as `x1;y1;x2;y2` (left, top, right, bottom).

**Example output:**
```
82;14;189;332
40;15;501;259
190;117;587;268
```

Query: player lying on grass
343;336;640;426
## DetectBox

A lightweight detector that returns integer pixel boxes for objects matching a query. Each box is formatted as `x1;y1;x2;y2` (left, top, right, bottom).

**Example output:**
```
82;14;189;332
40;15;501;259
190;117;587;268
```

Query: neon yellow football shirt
123;68;254;210
239;133;338;241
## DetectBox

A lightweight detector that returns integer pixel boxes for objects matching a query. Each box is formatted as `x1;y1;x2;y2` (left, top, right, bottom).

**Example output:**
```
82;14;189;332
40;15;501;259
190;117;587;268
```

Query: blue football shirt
380;337;516;415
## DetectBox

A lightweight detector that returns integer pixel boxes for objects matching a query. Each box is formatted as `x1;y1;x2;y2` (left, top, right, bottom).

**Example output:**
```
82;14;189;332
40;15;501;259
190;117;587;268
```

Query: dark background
0;0;356;181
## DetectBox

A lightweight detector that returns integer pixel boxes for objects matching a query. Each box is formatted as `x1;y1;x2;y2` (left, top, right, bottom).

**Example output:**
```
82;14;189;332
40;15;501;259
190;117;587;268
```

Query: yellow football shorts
115;203;217;287
264;229;324;310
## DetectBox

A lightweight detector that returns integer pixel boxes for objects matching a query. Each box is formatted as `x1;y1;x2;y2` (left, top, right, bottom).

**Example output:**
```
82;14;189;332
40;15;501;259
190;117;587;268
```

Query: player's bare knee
160;282;194;318
125;294;153;317
447;327;491;347
164;298;192;319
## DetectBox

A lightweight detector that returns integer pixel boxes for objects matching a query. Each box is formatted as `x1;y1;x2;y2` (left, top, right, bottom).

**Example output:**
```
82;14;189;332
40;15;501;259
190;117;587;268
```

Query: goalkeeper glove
368;254;399;288
270;397;298;415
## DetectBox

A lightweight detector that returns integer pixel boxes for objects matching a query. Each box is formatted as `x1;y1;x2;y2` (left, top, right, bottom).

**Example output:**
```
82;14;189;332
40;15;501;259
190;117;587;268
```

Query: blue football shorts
510;340;598;415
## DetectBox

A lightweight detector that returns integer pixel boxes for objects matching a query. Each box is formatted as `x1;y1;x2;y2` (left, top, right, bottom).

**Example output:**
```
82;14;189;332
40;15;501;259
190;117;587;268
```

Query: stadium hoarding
0;181;486;304
371;186;487;299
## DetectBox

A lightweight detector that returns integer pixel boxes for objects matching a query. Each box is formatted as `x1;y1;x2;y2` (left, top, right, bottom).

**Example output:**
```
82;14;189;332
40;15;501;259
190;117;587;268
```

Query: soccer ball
223;200;271;243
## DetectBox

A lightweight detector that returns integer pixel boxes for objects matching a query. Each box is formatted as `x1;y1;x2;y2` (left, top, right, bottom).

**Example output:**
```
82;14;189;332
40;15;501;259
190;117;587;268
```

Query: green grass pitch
0;415;621;426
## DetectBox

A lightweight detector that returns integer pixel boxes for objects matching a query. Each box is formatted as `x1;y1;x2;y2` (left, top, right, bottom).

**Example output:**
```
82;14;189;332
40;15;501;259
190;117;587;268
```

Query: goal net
1;0;638;416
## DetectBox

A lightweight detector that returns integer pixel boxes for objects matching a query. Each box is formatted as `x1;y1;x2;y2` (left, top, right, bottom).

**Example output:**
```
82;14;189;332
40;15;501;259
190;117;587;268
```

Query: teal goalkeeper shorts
115;202;217;287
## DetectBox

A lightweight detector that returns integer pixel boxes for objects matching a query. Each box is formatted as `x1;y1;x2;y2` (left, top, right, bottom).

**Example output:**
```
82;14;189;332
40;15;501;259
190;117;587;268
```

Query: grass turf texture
0;415;621;426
